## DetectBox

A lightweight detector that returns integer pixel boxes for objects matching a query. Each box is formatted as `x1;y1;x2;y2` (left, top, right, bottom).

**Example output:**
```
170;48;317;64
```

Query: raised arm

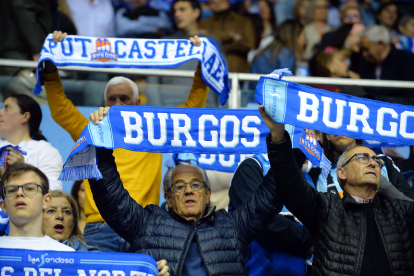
229;165;283;245
88;146;151;244
178;36;209;108
259;106;327;235
43;31;89;142
379;154;414;200
88;107;151;242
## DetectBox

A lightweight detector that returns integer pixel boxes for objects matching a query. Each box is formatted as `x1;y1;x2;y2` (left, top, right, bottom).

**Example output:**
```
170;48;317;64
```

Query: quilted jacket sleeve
230;157;283;245
268;132;328;236
88;147;151;244
229;158;314;254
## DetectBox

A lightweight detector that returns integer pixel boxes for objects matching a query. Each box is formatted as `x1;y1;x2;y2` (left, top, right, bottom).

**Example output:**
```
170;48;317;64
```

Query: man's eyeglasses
342;153;384;168
171;180;205;193
2;183;45;197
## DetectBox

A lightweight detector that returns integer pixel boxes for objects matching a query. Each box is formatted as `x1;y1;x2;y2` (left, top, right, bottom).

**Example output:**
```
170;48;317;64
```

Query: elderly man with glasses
259;105;414;276
87;109;283;276
0;163;74;251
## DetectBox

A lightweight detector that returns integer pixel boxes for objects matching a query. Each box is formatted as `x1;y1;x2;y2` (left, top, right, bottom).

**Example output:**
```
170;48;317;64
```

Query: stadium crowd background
0;0;414;275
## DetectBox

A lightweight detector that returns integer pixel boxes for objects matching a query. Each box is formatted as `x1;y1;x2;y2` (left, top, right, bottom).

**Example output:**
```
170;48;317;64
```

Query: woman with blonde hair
42;190;98;251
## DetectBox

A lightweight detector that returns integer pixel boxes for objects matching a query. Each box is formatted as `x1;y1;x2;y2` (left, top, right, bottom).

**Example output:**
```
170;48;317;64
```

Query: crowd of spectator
0;0;414;276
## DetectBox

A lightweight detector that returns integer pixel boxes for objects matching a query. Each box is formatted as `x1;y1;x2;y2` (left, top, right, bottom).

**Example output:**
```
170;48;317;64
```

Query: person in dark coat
259;105;414;275
359;25;414;104
87;108;283;276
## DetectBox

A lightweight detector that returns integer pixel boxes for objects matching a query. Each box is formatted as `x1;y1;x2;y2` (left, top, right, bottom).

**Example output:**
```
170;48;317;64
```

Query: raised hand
44;30;69;73
89;107;110;125
258;105;285;144
6;147;25;166
156;259;170;276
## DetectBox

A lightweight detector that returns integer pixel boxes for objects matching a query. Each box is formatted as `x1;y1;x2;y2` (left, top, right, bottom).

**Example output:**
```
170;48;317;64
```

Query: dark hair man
146;0;225;108
199;0;256;72
259;105;414;275
359;25;414;102
0;163;74;251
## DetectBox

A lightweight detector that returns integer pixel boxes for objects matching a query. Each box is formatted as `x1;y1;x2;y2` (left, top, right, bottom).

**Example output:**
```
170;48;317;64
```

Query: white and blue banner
0;248;158;276
59;106;269;180
59;105;331;180
34;34;230;105
256;71;414;145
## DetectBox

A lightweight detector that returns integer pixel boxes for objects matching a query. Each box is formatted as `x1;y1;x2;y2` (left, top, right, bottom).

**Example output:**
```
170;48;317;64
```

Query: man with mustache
259;105;414;275
0;163;74;251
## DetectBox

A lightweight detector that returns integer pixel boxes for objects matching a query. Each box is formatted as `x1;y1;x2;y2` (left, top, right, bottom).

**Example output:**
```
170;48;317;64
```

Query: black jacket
229;158;313;254
268;133;414;276
89;147;282;276
359;47;414;104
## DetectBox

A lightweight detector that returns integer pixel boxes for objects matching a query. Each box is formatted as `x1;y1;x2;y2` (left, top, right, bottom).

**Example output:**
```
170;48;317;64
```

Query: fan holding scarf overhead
39;31;223;253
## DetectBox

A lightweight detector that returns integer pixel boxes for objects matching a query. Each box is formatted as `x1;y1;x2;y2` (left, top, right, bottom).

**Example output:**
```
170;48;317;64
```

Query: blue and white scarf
0;248;158;276
165;124;331;178
59;106;330;180
34;34;230;105
256;69;414;145
59;69;414;181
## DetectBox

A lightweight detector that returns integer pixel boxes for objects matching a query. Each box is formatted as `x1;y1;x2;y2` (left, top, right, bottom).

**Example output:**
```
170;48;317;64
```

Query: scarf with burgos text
34;34;230;105
0;248;158;276
58;106;331;181
255;69;414;145
164;124;331;177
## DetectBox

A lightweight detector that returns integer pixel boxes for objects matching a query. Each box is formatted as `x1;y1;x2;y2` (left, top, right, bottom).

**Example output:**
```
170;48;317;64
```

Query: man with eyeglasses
0;163;74;251
87;108;283;276
259;105;414;275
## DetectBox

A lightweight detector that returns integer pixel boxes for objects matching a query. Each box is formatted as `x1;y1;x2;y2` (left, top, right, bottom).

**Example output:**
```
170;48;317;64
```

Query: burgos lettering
120;111;261;149
296;91;414;139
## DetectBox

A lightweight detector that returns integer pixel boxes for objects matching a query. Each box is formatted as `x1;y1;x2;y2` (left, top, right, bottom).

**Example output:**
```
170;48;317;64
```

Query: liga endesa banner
0;248;158;276
34;34;230;105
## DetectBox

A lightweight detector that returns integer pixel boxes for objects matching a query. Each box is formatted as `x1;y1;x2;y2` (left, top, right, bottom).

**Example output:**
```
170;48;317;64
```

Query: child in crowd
0;163;74;251
315;47;359;79
394;15;414;53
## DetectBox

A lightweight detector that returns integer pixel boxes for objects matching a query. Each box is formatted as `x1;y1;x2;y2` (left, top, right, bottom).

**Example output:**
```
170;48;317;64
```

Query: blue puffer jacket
89;147;282;276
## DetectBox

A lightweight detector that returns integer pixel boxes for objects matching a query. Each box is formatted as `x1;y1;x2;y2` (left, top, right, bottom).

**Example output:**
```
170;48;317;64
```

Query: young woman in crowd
71;180;87;233
250;19;306;75
258;0;277;38
0;94;62;190
314;47;359;80
394;15;414;54
43;190;98;251
302;0;334;61
376;2;398;35
293;0;310;26
309;133;414;200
